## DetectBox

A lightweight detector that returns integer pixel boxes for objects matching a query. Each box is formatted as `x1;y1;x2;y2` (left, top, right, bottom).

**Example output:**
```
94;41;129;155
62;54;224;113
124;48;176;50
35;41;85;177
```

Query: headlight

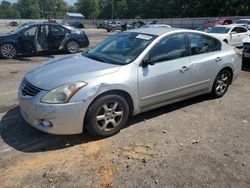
41;82;87;104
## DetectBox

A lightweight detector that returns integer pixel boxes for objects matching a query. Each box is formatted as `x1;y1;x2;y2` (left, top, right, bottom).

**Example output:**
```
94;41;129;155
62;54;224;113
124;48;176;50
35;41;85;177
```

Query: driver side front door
138;33;191;109
18;26;38;53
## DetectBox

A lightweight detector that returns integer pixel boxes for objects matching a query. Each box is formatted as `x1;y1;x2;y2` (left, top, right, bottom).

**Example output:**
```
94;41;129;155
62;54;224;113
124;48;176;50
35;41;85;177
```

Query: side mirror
141;58;155;68
231;31;237;35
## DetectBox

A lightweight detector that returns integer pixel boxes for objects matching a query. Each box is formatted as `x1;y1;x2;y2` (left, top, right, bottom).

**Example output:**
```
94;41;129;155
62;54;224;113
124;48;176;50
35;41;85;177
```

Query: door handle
180;66;190;73
215;57;223;62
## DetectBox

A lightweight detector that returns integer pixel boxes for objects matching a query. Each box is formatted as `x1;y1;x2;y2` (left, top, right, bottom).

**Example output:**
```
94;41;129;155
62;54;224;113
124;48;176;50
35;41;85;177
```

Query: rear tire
0;43;17;59
211;69;231;98
85;95;129;138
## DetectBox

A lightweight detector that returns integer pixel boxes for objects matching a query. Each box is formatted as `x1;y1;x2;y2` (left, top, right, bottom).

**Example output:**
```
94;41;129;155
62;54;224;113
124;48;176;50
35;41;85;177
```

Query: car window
189;33;221;55
148;33;187;63
50;25;67;35
84;32;156;65
232;27;239;33
238;27;247;33
23;26;37;37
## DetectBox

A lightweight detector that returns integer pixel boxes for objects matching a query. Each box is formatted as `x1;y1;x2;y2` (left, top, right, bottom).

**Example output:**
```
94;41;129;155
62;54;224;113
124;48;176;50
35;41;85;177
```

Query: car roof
127;27;196;36
27;22;62;27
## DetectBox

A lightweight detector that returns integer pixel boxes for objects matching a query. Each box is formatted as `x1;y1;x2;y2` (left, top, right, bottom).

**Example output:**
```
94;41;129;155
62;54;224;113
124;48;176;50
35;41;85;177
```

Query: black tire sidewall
211;69;231;98
86;95;129;138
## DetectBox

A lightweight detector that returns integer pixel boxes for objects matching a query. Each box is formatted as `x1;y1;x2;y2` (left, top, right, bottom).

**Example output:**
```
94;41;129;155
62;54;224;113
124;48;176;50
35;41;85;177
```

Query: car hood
25;53;121;90
0;33;16;38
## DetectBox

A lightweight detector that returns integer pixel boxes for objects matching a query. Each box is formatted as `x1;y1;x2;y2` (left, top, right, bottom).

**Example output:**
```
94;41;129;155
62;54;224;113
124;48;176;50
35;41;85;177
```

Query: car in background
142;24;171;28
207;25;250;47
9;21;19;27
243;37;250;62
234;19;250;30
18;28;241;137
69;21;85;29
195;25;211;32
106;21;122;32
130;21;145;29
96;20;109;29
203;19;233;27
0;23;89;59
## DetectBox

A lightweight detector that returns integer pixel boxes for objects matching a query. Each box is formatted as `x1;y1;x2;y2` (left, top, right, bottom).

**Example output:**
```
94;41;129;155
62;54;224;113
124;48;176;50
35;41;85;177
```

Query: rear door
47;25;68;51
188;33;222;92
138;33;191;108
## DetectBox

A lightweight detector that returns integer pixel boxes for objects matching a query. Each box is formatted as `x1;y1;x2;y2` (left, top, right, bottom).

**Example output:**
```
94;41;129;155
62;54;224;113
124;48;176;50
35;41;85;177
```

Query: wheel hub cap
2;44;16;58
96;102;124;132
216;73;229;95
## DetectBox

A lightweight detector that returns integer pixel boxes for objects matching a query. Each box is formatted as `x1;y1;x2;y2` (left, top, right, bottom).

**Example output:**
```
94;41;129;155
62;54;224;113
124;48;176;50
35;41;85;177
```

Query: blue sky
0;0;77;5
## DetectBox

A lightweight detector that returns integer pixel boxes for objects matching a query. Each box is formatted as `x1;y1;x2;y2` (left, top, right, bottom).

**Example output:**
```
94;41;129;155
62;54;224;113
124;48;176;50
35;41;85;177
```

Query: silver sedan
18;28;242;137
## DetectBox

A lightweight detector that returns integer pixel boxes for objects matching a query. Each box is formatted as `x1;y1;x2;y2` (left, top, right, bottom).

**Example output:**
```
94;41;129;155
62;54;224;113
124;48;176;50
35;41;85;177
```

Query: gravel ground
0;28;250;188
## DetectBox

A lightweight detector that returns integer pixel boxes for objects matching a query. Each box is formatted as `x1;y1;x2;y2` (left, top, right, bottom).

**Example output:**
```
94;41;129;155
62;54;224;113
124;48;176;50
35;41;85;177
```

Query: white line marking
0;91;17;96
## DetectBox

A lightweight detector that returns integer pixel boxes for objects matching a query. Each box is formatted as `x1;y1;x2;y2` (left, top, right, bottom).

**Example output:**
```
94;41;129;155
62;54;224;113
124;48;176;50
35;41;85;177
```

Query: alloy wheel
96;101;124;132
215;72;229;96
67;41;79;53
1;44;16;59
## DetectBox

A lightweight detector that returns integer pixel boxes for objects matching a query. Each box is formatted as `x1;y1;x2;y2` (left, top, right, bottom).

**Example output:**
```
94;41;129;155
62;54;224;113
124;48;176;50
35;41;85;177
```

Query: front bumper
18;89;87;135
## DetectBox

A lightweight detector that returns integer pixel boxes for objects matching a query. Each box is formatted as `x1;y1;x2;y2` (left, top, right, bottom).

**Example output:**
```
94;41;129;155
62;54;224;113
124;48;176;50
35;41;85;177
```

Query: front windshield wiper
85;52;110;63
82;51;122;65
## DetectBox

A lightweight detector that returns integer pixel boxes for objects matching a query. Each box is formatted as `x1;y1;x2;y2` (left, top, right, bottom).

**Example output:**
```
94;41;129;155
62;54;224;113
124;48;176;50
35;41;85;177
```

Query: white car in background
142;24;172;28
234;19;250;30
207;25;250;47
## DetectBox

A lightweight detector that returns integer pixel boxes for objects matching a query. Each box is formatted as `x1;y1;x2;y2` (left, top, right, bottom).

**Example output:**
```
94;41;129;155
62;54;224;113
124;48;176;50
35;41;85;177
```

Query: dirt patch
98;165;119;188
1;140;111;187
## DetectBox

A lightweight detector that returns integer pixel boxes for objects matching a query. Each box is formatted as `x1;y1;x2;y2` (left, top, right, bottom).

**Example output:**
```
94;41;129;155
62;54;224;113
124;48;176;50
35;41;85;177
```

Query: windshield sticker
136;34;153;40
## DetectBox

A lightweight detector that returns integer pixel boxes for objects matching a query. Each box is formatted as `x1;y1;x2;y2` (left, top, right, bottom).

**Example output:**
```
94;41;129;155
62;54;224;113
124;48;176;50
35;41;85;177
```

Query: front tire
211;69;231;98
86;95;129;138
0;43;17;59
66;41;80;54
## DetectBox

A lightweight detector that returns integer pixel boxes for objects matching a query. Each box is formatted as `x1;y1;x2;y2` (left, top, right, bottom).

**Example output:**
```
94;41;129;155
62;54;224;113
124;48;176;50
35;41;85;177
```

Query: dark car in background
243;37;250;63
0;23;89;59
69;21;85;29
9;21;19;27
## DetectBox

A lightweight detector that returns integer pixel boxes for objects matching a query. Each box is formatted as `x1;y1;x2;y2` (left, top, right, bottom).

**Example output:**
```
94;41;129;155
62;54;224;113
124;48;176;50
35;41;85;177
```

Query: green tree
39;0;68;19
77;0;100;19
0;1;21;19
17;0;40;18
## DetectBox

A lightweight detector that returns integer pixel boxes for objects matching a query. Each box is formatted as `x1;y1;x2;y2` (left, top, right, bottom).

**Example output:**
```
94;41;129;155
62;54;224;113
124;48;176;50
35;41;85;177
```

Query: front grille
21;78;42;96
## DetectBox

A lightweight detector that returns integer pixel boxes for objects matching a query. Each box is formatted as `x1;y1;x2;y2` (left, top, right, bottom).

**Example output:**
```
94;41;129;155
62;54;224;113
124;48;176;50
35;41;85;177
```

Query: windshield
82;32;156;65
207;27;231;34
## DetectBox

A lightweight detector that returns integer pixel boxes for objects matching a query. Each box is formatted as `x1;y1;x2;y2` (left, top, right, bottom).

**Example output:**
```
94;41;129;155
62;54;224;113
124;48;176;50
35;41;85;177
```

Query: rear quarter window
188;33;221;55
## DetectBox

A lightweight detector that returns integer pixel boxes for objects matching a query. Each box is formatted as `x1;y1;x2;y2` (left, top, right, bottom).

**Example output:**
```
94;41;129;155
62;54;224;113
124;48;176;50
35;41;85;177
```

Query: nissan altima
18;28;242;137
